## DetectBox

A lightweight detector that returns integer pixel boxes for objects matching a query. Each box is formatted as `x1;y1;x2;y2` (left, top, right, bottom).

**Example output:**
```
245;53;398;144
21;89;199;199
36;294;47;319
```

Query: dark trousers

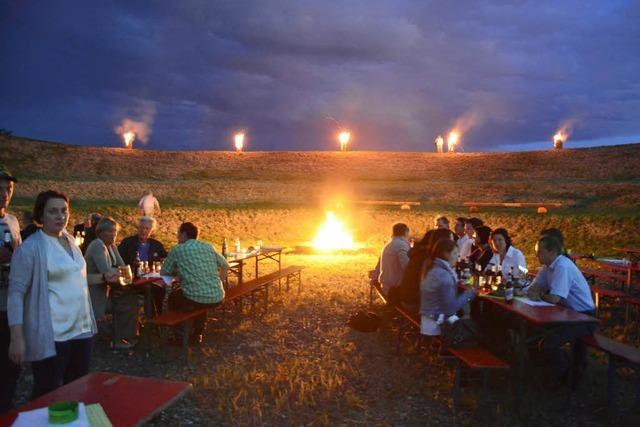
0;312;20;414
541;310;597;380
31;337;92;399
168;289;221;337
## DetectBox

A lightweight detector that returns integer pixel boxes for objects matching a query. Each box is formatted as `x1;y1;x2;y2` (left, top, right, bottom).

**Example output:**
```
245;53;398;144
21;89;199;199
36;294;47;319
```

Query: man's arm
398;243;410;270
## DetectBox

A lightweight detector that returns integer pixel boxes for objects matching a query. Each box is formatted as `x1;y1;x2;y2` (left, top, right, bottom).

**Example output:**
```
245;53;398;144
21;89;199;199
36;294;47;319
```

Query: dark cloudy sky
1;1;639;151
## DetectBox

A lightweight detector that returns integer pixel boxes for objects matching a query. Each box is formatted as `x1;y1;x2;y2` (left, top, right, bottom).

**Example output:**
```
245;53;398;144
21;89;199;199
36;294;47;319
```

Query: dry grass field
3;135;640;425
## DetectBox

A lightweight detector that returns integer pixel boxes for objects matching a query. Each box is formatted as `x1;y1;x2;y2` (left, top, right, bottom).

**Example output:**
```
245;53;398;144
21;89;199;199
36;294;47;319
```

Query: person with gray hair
84;217;139;350
118;216;167;315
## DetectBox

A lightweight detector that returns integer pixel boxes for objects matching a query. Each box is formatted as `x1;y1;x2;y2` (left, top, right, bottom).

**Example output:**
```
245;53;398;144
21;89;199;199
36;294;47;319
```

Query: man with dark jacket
118;216;167;314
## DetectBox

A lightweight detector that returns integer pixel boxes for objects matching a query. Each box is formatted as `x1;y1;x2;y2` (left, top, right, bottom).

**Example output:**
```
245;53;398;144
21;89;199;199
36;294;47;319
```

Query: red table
476;294;598;409
0;372;191;427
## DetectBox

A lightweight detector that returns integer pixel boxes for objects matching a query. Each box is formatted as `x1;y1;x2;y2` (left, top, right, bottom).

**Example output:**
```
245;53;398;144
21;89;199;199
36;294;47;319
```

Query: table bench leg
607;354;616;409
452;361;462;412
183;319;193;365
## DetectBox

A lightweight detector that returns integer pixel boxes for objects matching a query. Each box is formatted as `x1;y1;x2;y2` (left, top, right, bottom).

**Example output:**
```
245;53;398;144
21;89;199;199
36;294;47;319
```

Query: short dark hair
467;217;484;229
456;217;468;225
490;227;512;248
474;226;492;245
436;216;449;226
538;235;563;255
433;238;457;260
540;228;564;248
179;222;199;240
392;223;409;237
33;190;70;225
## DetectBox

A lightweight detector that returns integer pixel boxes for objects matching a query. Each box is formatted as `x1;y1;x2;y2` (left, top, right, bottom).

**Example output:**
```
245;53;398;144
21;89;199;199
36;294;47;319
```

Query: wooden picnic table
614;247;640;257
475;293;598;408
0;372;191;427
226;246;284;286
131;275;174;318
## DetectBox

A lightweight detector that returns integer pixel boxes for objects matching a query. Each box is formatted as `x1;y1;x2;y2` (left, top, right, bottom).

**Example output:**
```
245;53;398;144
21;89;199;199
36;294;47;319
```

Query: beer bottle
222;238;228;258
134;250;142;278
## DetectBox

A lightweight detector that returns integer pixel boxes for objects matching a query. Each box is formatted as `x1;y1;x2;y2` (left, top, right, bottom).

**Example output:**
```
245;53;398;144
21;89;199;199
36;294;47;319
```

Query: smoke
452;109;484;136
114;102;156;146
554;118;581;141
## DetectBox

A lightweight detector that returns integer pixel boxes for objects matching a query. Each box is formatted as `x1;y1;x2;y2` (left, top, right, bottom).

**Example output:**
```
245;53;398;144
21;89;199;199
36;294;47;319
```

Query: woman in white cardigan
8;191;102;398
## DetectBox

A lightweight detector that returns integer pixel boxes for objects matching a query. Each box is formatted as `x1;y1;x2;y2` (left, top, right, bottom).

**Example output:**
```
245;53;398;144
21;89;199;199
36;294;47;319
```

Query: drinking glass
154;261;162;273
119;265;133;286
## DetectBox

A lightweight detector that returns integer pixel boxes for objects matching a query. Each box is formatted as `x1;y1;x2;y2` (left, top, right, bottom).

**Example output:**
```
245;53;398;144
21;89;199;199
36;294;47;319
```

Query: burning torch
122;131;136;149
553;131;566;150
447;131;459;152
338;131;351;152
234;132;245;152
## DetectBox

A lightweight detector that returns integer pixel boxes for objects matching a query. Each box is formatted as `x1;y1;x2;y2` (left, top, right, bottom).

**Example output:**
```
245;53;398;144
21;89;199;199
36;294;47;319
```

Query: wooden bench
448;347;510;409
581;333;640;408
147;266;304;362
463;201;562;213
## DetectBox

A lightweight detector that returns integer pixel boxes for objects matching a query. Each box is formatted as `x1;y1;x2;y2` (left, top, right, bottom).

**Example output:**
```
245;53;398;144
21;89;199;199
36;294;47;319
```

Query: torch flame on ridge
447;131;459;152
312;211;356;251
122;131;136;149
234;133;245;152
338;131;351;152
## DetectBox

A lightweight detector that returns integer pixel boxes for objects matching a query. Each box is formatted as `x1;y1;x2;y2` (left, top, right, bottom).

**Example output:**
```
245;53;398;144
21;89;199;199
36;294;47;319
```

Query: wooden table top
0;372;191;427
480;295;599;326
227;247;284;264
614;247;640;255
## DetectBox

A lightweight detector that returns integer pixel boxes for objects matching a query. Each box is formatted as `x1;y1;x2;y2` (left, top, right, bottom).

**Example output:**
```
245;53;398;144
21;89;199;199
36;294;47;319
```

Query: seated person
486;228;527;280
434;216;449;230
528;236;596;383
378;223;410;296
118;216;168;314
84;217;139;350
73;214;92;238
161;222;229;345
469;225;493;271
80;212;102;253
420;239;477;336
393;228;455;307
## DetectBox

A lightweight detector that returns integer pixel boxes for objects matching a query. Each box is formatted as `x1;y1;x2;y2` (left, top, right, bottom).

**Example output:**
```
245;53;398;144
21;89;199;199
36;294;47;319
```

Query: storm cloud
1;0;639;151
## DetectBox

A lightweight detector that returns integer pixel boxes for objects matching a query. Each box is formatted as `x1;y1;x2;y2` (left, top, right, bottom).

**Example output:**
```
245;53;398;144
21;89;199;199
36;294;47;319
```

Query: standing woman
8;191;96;397
84;217;139;350
486;228;527;281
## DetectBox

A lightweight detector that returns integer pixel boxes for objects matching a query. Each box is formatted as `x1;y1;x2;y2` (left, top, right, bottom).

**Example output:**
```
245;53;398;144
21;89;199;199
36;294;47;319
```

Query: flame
312;211;356;251
234;133;245;151
434;135;444;152
553;130;567;149
447;131;459;152
122;131;136;148
338;131;351;151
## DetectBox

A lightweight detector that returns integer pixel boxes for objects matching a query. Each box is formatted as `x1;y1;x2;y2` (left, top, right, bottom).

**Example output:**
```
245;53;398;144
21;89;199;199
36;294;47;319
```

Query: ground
4;137;640;425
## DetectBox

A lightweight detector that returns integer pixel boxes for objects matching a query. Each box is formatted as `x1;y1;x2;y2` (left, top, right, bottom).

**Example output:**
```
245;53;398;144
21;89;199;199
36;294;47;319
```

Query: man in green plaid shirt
161;222;229;344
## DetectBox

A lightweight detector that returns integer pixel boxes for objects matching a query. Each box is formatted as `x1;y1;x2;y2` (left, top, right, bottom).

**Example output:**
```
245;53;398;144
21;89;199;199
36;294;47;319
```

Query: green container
48;401;79;424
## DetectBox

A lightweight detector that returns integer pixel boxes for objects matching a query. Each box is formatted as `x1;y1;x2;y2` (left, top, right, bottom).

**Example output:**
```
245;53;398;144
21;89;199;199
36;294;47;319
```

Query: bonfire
312;211;357;251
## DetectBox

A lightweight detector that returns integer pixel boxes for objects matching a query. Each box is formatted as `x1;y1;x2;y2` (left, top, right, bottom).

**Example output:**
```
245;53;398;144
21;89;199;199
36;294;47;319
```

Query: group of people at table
0;165;230;413
373;215;597;386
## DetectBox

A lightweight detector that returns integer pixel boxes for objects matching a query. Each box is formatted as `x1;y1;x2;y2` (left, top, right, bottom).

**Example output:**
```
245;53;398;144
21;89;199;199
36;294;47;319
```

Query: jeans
0;312;20;413
168;289;221;337
31;337;92;399
541;310;597;380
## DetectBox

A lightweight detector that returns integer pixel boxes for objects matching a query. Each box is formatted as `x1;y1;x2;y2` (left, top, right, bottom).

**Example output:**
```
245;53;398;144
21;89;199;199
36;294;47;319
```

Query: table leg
145;284;153;319
514;320;526;411
238;261;244;285
255;257;259;280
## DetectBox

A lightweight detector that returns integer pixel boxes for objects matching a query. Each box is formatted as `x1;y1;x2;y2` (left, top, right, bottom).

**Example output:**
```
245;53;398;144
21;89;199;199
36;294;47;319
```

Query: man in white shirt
530;235;596;385
457;221;475;261
378;223;411;296
138;191;161;217
0;165;21;413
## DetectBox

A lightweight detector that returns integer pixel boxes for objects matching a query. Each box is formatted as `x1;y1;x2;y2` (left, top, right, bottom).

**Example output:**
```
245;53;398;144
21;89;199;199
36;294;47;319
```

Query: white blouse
486;245;527;281
42;231;93;341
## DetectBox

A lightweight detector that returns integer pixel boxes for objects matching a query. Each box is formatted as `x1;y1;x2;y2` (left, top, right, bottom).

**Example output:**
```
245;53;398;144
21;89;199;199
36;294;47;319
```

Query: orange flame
447;131;459;152
312;211;356;251
234;133;245;151
122;131;136;148
338;131;351;151
553;130;567;149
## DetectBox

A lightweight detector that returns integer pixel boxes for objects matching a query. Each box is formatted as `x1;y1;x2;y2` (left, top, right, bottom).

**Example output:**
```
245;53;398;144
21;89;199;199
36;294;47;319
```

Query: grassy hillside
2;135;640;210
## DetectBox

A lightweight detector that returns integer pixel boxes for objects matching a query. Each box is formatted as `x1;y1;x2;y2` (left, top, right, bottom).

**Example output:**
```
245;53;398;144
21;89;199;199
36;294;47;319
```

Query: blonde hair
95;216;120;236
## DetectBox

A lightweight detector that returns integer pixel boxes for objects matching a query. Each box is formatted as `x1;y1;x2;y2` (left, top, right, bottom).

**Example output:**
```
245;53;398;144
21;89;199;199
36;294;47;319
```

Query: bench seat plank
448;347;510;370
581;333;640;365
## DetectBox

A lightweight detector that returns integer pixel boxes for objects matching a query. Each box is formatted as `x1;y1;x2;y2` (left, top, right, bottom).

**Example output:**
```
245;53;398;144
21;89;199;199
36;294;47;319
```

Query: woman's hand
8;332;26;367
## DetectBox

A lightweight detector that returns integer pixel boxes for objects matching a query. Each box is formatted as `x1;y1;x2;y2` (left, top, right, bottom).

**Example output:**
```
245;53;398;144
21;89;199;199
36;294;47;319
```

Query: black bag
440;318;480;347
347;311;382;333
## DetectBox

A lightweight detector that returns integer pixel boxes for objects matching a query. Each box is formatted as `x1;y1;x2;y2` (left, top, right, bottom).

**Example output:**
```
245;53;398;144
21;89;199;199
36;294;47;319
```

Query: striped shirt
161;239;228;304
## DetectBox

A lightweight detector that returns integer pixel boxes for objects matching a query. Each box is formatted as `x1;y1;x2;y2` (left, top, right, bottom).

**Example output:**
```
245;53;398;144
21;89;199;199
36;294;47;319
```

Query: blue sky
1;0;639;151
